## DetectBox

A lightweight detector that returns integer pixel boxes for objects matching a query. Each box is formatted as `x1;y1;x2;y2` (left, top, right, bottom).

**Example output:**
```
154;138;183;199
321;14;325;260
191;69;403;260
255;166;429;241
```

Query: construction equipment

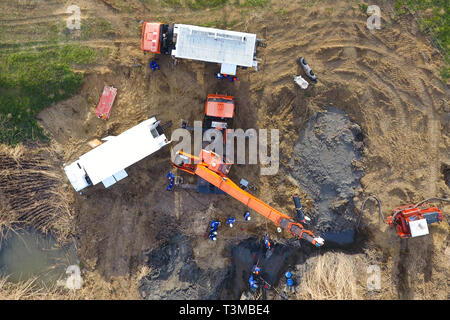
181;94;236;194
386;203;444;239
203;94;236;138
141;22;261;75
172;149;324;247
64;117;171;192
292;194;311;224
360;196;448;239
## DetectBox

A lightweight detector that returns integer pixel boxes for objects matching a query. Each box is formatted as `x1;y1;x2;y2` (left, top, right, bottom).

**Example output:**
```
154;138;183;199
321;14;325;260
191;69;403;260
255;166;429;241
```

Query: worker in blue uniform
209;230;217;241
226;217;236;228
150;60;160;71
244;211;251;221
252;265;261;275
210;220;220;231
249;274;258;290
285;270;296;293
264;234;271;250
166;171;175;191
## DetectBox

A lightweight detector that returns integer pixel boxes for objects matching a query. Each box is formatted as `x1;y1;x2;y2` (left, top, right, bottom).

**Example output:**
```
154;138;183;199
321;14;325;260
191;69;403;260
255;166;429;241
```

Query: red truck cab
141;22;174;54
141;22;162;53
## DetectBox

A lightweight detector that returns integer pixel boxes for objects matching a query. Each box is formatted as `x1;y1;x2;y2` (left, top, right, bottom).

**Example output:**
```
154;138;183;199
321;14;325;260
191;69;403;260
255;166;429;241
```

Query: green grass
394;0;449;82
80;16;116;40
274;8;288;16
0;45;96;145
198;19;239;29
235;0;270;8
186;0;228;9
148;0;269;9
358;3;368;13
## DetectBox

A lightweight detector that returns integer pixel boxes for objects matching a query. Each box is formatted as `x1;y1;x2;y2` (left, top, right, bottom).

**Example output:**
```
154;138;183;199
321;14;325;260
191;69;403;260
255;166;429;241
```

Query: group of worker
215;73;238;83
209;216;237;241
248;267;296;294
209;220;220;241
208;211;252;242
285;271;296;293
249;264;262;291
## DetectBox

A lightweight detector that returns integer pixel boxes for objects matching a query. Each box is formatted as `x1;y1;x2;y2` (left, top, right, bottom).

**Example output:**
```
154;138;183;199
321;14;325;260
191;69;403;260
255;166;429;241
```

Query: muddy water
0;228;77;286
289;106;365;233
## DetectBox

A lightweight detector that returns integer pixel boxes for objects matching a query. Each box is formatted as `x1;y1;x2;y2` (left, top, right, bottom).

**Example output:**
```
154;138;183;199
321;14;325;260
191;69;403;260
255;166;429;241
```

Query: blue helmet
285;271;292;278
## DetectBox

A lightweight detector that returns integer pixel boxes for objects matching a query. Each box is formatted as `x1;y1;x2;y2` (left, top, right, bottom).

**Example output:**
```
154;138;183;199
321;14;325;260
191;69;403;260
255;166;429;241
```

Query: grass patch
358;3;368;13
186;0;228;9
198;19;239;29
80;16;116;40
0;45;96;145
234;0;270;8
394;0;449;82
274;8;288;16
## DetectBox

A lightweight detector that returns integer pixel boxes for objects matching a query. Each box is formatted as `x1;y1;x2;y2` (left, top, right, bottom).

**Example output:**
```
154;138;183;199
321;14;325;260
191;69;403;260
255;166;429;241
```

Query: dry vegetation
0;145;74;242
0;266;149;300
292;249;398;300
295;252;366;300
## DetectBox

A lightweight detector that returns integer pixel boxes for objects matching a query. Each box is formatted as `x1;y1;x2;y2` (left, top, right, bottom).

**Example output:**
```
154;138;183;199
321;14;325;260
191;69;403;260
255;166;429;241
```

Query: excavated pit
289;106;365;240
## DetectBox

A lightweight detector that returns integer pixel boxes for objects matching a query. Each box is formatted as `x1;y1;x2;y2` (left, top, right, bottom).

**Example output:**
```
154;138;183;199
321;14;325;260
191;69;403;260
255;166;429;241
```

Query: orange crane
172;149;324;247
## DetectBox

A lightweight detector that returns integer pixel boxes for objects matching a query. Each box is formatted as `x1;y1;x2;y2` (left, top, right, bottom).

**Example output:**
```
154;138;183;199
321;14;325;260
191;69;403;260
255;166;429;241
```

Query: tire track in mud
0;13;71;24
0;38;136;50
258;3;448;300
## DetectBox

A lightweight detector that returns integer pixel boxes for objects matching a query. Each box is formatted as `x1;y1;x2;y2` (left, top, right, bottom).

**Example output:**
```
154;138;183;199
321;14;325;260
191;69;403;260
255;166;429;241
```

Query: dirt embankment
0;0;448;299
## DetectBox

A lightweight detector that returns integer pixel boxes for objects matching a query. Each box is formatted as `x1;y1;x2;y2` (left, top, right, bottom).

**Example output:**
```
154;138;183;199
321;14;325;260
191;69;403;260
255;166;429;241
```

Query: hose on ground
413;197;450;208
392;197;450;222
357;195;384;230
359;196;449;228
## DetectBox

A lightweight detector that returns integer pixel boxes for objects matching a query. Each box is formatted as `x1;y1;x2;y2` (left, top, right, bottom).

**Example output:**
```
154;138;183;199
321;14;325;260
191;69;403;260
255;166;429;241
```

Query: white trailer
64;117;171;192
141;22;261;75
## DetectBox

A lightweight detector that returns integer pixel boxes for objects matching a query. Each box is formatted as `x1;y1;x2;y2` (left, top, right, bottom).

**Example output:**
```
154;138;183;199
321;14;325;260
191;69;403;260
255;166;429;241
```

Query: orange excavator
172;149;324;247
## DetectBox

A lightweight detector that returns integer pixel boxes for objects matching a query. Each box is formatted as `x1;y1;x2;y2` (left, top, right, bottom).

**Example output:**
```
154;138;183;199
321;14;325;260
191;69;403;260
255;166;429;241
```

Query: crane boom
172;150;324;247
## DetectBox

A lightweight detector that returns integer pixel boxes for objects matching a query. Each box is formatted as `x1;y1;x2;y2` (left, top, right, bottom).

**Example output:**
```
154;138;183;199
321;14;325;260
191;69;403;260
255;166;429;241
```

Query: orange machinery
386;203;444;239
203;94;235;145
172;149;324;247
141;22;174;54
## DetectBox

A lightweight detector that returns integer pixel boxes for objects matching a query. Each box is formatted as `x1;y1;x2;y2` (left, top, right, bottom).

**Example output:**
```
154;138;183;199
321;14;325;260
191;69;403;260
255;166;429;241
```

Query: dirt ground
1;0;449;299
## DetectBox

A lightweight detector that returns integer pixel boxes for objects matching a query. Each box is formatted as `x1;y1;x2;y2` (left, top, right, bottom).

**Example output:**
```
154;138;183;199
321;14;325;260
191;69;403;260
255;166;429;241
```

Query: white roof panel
172;24;257;68
220;63;237;75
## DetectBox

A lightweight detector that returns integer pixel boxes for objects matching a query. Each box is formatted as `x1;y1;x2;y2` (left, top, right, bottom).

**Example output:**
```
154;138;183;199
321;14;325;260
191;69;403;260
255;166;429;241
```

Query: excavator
172;149;324;247
181;94;236;194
